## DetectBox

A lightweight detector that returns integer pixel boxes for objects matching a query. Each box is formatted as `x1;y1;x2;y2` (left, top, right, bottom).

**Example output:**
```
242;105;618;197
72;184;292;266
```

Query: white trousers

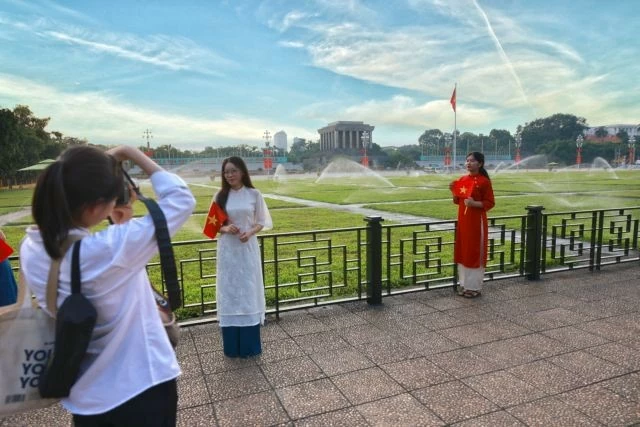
458;264;484;291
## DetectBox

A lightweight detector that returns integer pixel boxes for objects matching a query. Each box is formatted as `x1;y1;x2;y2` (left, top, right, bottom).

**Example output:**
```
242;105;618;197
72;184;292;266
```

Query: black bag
39;240;97;398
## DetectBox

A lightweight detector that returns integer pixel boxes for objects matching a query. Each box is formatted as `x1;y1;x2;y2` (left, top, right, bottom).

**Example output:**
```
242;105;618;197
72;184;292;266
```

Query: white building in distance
273;130;287;153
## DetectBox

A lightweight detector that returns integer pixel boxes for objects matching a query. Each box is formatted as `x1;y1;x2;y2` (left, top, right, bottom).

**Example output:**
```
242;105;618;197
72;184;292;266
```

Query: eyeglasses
224;168;240;175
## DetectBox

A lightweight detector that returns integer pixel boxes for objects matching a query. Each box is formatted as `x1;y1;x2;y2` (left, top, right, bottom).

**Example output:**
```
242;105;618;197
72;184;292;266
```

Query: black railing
9;205;640;322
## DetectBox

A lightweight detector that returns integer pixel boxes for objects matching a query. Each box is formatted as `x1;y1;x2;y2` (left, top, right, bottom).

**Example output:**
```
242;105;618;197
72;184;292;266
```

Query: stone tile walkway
2;264;639;426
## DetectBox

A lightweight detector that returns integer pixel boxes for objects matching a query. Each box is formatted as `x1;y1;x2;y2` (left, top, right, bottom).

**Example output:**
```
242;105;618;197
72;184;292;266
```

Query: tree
520;114;587;156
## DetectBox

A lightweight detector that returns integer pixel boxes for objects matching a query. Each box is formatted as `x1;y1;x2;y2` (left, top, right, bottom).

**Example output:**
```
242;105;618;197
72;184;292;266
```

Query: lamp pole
361;131;370;167
629;136;636;166
575;134;584;169
444;133;452;170
515;132;522;169
263;130;272;175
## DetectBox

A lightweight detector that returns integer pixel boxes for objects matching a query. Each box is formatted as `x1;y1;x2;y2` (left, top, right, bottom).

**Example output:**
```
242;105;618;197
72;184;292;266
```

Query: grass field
2;167;638;319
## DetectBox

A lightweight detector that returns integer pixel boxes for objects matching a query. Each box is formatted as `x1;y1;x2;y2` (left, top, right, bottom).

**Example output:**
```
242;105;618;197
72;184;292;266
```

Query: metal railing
163;205;640;322
10;205;639;322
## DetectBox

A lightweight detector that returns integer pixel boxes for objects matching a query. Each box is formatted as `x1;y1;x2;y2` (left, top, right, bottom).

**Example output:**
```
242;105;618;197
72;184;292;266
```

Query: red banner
263;158;273;169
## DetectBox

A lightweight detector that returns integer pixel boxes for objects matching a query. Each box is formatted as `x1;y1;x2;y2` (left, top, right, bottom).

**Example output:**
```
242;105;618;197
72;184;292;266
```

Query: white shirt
20;171;195;415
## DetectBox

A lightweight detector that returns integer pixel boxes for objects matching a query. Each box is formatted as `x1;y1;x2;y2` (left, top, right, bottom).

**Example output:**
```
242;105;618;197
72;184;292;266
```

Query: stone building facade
317;121;375;152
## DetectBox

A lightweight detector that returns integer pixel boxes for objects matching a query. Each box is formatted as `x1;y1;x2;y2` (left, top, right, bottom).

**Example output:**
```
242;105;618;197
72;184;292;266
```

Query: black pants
72;379;178;427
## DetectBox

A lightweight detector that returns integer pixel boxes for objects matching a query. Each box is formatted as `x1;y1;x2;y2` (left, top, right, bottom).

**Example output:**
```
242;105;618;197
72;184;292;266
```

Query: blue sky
0;0;638;150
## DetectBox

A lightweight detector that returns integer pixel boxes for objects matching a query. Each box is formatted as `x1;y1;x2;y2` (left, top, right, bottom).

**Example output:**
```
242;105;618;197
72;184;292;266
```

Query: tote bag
0;272;58;416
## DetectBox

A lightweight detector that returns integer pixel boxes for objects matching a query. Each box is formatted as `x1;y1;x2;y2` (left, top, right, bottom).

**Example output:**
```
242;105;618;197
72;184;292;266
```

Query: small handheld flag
203;202;228;239
0;239;14;262
451;179;472;215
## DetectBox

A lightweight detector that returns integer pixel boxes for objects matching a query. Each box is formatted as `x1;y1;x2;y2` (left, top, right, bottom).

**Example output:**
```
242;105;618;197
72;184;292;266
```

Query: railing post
525;205;544;280
365;216;384;305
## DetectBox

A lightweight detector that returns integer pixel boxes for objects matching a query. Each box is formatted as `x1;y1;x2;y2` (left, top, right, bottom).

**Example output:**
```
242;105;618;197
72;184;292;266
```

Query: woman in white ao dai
215;157;272;357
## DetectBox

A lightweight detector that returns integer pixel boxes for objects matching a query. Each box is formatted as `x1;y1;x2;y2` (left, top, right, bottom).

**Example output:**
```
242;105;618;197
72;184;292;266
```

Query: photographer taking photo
20;145;195;426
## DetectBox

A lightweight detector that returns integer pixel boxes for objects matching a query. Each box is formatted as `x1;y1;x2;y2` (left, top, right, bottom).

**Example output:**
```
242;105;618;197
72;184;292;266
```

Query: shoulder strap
136;194;181;311
45;235;83;316
71;240;82;294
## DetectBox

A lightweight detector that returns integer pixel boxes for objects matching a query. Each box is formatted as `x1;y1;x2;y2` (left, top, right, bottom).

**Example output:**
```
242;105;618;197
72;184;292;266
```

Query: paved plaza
2;263;639;426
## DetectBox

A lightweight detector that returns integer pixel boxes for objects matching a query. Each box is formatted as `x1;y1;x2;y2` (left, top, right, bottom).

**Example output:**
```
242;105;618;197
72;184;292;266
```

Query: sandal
456;286;465;296
463;290;481;298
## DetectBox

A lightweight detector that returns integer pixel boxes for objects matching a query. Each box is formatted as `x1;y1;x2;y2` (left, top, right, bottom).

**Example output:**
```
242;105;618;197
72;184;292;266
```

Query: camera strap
123;170;182;311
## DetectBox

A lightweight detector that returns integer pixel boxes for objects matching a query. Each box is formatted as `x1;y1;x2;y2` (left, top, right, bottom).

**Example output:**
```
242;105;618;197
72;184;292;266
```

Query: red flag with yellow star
0;239;13;262
451;178;474;215
203;202;228;239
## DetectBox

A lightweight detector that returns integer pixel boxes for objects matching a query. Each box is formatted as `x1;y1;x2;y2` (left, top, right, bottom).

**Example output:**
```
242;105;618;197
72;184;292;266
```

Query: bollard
525;205;545;280
364;216;384;304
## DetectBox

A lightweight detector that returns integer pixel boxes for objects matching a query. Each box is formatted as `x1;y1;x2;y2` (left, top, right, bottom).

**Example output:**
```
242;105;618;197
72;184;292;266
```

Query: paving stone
355;393;444;426
338;323;390;346
506;359;587;394
275;378;349;420
256;337;305;364
177;404;217;427
600;373;640;403
585;342;640;370
540;325;610;349
331;367;404;404
507;396;600;426
558;384;640;426
382;357;453;390
213;391;289;427
309;347;374;376
199;349;257;375
548;350;629;383
292;330;351;354
429;348;500;379
451;410;526;426
462;371;548;407
412;380;499;424
178;375;211;409
204;366;271;401
355;336;421;365
261;355;325;388
413;310;467;330
294;407;368;426
469;339;538;369
400;330;461;355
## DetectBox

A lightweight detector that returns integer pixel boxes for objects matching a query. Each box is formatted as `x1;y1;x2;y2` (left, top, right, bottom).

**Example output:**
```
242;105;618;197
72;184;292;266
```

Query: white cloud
0;74;316;149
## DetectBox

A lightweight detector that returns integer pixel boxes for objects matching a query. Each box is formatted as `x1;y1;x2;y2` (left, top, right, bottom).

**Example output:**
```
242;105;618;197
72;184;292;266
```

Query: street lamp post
576;134;584;169
515;132;522;168
361;131;370;167
444;133;452;170
263;130;272;175
629;136;636;166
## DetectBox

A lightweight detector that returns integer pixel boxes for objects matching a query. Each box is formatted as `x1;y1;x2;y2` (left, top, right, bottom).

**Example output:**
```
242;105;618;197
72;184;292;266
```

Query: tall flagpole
453;83;457;172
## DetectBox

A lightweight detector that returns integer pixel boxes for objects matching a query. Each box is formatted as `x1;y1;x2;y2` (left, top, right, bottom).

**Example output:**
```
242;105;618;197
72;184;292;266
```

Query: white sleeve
254;190;272;231
106;171;196;270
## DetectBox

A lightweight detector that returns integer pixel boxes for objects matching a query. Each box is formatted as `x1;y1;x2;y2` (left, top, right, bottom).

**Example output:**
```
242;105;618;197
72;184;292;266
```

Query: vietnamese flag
450;87;456;112
0;239;14;262
203;202;228;239
451;178;473;215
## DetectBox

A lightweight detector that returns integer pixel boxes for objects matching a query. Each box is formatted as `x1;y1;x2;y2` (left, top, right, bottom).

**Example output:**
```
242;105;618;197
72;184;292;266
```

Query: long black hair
215;156;255;212
32;145;123;258
467;151;490;180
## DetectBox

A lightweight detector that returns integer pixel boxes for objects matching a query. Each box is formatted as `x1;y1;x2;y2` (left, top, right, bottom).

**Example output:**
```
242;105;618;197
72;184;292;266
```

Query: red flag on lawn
0;239;14;262
203;202;228;239
450;87;456;112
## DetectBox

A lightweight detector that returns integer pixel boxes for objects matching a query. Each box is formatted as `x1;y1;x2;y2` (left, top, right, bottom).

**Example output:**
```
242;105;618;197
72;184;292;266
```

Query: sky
0;0;638;151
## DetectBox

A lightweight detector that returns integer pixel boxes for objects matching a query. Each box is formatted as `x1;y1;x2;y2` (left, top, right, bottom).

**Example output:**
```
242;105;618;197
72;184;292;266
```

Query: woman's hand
464;198;480;208
222;224;239;235
449;181;455;191
238;231;252;243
